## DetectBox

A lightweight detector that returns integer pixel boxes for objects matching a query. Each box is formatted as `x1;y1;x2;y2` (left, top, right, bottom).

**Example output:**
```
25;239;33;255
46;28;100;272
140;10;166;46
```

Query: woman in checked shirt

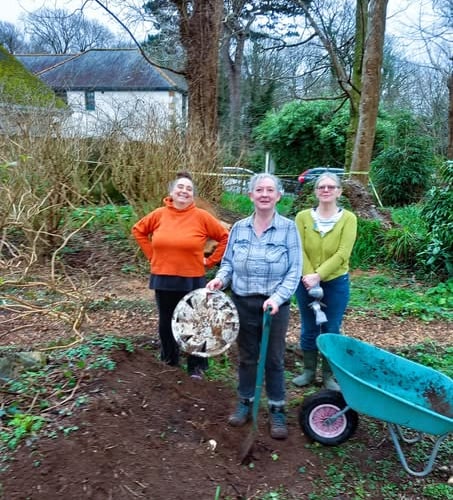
207;173;302;440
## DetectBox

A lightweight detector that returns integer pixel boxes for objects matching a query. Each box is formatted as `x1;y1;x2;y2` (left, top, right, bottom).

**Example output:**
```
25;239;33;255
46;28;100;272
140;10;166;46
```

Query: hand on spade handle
262;297;279;315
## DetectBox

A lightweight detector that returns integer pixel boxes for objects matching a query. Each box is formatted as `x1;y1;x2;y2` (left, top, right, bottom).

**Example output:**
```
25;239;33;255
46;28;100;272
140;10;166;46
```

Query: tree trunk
350;0;389;185
174;0;223;156
448;70;453;160
221;28;246;157
344;0;368;170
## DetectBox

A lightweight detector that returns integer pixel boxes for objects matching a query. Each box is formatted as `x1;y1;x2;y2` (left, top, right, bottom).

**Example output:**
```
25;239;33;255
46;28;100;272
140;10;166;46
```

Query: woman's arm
203;214;230;268
131;212;156;261
211;222;238;289
269;221;303;306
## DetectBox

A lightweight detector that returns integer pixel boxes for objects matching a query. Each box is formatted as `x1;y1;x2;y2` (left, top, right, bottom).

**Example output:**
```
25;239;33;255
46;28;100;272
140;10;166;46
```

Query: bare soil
0;234;452;500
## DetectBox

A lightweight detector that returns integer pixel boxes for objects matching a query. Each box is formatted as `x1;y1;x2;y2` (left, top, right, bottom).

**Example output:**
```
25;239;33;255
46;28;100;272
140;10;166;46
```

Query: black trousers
154;289;208;374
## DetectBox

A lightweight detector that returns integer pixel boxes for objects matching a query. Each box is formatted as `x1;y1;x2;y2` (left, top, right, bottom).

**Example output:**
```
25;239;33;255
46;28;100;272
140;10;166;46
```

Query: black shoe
189;368;204;380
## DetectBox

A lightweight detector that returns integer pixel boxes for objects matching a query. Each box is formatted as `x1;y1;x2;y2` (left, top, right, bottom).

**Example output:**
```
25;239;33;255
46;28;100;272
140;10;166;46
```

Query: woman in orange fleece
132;171;229;378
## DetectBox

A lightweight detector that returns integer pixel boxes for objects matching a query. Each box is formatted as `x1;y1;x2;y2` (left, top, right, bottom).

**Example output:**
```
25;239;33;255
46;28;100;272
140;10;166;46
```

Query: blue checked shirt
215;212;303;306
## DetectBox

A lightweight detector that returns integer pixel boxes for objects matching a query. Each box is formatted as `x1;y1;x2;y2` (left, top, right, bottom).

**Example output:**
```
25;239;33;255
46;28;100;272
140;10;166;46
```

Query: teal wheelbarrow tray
299;334;453;477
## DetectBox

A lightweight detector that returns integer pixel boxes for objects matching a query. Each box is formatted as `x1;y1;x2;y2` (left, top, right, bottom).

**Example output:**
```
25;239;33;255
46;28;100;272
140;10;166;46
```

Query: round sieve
171;288;240;357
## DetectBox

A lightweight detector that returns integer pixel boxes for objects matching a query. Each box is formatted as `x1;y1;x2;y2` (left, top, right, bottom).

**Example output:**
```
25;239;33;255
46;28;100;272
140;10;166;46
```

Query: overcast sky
1;0;138;34
3;0;436;26
3;1;110;24
1;0;443;56
2;0;155;38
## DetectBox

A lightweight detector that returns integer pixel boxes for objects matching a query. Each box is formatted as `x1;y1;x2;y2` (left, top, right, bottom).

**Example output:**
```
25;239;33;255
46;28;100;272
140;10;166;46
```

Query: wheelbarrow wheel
299;389;358;445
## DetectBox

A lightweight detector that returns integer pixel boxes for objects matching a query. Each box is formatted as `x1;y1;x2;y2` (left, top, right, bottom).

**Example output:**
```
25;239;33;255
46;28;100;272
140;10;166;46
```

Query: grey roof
16;49;187;94
15;54;74;75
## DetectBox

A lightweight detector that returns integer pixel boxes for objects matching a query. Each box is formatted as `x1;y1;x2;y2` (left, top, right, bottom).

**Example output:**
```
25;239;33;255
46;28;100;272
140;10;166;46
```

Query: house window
85;91;95;111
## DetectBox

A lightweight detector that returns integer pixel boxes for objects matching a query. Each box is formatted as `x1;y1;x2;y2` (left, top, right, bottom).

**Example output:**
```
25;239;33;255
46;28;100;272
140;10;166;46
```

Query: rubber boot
321;355;340;391
292;350;318;387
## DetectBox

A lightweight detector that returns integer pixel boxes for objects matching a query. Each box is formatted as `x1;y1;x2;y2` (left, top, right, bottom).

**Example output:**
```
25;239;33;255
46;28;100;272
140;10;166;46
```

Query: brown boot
268;405;288;440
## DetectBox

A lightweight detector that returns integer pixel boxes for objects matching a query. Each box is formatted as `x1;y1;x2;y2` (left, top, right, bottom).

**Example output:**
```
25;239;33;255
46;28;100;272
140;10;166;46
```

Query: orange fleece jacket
131;197;229;277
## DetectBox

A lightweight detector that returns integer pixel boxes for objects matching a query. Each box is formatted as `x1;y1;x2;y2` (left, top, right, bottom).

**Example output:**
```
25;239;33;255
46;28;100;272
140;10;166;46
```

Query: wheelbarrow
299;333;453;477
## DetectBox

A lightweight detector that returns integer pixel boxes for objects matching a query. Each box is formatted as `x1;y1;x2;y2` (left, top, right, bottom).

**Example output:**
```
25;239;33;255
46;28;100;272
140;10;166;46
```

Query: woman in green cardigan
292;173;357;390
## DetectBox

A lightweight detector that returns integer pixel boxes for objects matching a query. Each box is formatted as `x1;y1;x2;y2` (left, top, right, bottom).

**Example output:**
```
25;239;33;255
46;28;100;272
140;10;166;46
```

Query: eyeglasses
316;185;338;191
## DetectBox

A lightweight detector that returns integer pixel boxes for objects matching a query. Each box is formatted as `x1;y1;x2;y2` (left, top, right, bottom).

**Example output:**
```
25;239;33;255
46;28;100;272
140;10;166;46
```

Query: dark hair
175;170;193;181
169;170;195;193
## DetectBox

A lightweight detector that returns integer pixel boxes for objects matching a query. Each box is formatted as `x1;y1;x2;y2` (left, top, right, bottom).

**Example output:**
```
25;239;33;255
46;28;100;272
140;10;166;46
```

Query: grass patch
64;204;137;249
304;416;452;499
395;341;453;378
68;204;136;229
205;352;236;384
349;274;453;321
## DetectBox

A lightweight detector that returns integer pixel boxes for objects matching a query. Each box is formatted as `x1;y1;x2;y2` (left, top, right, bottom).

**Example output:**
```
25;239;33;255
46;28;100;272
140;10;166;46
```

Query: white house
16;49;188;139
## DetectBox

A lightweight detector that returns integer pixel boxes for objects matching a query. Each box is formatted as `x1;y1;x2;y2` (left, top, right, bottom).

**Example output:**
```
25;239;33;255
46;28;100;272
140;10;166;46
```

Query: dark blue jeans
295;274;350;351
232;293;290;406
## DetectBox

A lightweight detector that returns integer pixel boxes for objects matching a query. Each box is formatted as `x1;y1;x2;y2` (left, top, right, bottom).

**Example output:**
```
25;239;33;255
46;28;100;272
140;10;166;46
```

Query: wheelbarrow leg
393;425;423;444
387;423;451;477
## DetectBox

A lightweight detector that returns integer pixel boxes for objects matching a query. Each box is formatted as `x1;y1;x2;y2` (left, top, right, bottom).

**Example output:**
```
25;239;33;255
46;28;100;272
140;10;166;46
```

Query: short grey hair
248;173;284;194
314;173;342;189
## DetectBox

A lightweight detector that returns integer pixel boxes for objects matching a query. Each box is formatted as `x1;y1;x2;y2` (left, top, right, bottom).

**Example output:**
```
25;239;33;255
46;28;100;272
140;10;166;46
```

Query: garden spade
239;307;272;463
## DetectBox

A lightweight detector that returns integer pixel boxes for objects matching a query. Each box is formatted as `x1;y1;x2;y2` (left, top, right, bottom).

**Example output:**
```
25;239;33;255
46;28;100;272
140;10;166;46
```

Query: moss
0;45;66;109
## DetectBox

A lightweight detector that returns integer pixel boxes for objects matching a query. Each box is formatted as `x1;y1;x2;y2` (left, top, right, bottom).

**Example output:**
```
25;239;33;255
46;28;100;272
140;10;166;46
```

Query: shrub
384;205;428;271
350;219;386;270
371;144;432;206
253;100;348;175
384;226;425;268
371;112;434;206
420;161;453;278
